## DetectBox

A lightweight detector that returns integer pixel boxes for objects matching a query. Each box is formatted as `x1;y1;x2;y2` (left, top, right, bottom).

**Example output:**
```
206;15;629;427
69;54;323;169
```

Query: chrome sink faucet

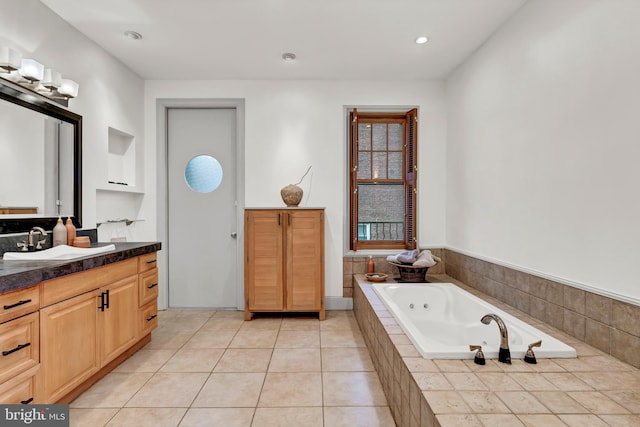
481;313;511;364
28;227;48;250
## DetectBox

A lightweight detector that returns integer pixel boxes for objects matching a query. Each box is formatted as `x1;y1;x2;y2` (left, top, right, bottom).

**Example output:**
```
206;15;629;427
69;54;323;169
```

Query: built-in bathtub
372;282;577;360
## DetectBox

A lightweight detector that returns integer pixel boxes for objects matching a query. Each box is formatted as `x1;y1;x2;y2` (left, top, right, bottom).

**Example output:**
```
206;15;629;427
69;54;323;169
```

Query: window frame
349;108;417;251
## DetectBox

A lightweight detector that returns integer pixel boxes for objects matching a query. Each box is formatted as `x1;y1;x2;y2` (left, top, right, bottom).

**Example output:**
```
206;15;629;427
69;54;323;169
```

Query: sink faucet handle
16;241;28;252
524;340;542;364
469;345;486;365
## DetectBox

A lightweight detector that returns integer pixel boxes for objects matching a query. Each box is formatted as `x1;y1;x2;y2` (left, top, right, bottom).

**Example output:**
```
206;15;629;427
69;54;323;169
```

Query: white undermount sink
3;244;116;261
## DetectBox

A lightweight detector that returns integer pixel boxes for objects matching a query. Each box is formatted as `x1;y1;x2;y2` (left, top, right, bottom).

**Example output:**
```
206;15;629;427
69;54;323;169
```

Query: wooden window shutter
404;108;417;249
349;109;359;251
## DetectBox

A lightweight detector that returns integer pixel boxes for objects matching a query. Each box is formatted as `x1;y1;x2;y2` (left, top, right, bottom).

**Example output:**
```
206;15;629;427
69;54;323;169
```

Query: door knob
230;232;237;239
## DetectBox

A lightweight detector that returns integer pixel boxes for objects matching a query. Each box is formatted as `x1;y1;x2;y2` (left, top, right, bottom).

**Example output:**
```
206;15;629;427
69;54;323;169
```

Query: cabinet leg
318;308;326;321
244;309;252;321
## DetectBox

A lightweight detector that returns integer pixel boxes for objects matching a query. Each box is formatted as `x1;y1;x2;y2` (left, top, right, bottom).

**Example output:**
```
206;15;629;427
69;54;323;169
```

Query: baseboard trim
326;296;353;310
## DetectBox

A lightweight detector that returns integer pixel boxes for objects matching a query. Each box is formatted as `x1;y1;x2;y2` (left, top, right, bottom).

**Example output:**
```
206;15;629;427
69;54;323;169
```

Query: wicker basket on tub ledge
388;262;430;283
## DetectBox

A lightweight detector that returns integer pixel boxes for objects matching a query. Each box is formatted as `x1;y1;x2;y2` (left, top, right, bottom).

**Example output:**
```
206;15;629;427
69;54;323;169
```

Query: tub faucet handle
469;345;486;365
524;340;542;364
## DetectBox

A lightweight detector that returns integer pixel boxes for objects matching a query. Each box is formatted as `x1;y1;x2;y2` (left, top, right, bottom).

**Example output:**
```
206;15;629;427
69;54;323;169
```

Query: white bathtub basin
3;244;116;261
372;282;577;360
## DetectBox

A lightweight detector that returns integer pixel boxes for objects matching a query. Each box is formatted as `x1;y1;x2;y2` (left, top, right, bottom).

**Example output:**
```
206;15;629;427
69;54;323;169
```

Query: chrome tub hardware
481;313;511;364
469;345;486;365
524;340;542;364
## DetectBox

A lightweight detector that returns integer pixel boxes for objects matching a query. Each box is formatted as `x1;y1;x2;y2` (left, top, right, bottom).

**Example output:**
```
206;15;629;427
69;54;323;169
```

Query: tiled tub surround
354;274;640;427
343;249;446;297
444;249;640;369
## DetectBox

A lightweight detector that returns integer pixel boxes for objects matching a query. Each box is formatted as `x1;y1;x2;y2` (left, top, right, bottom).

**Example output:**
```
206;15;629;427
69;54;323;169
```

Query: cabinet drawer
139;269;158;307
139;301;158;337
0;364;39;404
138;252;158;273
0;286;39;324
0;312;39;384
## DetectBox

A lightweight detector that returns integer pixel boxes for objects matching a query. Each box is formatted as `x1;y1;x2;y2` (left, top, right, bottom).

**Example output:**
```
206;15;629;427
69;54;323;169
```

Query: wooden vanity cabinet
245;209;325;320
39;253;159;403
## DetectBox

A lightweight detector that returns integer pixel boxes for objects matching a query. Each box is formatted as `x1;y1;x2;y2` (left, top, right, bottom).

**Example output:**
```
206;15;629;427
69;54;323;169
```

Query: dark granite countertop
0;242;161;294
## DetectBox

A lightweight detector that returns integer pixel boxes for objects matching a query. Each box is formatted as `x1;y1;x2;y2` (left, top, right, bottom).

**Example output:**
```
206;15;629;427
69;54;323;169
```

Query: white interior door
167;108;237;308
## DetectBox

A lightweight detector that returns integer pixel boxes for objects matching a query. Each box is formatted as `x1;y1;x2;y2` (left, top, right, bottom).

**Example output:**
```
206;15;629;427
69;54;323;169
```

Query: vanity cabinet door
245;210;285;318
40;290;99;403
285;210;324;317
98;276;139;366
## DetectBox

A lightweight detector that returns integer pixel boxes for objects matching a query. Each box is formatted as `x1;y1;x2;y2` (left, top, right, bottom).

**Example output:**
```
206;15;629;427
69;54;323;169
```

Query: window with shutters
349;108;417;251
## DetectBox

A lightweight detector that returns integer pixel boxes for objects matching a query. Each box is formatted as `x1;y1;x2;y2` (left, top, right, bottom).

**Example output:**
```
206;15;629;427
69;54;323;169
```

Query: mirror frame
0;80;82;234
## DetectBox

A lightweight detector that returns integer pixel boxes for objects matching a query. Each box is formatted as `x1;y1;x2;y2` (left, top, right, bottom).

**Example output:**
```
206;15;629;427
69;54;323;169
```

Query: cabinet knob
230;232;237;239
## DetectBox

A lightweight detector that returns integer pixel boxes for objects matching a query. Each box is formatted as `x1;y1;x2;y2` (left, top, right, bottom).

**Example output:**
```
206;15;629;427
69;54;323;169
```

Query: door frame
156;98;246;311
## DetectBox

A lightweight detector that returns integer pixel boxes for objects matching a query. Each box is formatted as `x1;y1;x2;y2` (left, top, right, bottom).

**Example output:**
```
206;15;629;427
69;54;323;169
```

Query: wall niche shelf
96;184;145;195
107;127;139;190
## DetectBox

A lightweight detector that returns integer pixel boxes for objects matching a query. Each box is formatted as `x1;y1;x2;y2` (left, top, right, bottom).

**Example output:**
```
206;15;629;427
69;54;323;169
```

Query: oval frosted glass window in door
184;155;224;193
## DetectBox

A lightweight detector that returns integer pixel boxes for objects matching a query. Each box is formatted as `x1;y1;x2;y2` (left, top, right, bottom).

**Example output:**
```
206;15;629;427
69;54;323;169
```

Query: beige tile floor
69;310;396;427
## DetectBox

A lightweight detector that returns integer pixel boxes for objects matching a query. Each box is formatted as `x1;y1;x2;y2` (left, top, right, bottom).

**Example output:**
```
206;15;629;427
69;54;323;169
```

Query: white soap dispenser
53;216;67;247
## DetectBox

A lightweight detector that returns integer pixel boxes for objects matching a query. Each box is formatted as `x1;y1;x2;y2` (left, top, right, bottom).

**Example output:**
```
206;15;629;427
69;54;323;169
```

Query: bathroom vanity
0;242;160;404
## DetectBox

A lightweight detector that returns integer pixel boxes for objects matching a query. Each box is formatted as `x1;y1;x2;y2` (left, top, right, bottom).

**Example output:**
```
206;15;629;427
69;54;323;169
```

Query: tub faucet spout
481;314;511;364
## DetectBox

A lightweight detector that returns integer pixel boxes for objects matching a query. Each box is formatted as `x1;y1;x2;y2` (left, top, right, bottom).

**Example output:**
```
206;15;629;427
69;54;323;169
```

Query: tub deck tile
354;274;640;427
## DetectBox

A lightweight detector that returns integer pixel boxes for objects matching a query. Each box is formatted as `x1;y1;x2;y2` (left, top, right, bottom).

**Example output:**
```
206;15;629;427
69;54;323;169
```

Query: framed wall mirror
0;79;82;234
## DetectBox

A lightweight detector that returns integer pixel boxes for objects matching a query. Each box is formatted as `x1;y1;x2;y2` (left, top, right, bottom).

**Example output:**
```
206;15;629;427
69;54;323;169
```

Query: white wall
0;0;145;232
446;0;640;302
144;80;447;301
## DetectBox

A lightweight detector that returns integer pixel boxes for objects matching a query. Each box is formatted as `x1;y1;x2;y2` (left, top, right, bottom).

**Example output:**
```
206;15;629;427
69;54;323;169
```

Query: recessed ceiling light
282;52;297;61
415;36;429;44
124;31;143;40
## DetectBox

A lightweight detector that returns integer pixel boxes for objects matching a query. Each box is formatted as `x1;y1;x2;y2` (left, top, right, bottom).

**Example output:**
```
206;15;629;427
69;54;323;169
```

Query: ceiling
40;0;526;80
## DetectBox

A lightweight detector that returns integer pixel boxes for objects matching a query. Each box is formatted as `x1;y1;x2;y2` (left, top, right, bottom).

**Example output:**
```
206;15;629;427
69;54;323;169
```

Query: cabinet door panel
99;276;139;366
245;211;284;311
40;291;99;402
286;210;324;311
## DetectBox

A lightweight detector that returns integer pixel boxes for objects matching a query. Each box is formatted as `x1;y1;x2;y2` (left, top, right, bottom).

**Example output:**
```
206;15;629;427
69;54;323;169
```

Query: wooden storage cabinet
245;209;325;320
38;252;159;403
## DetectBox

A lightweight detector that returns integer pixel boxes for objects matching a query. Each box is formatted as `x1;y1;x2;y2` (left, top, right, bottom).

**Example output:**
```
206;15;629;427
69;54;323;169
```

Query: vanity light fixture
0;46;80;103
415;36;429;44
57;79;79;98
0;46;22;72
42;68;62;90
282;52;297;61
19;58;45;82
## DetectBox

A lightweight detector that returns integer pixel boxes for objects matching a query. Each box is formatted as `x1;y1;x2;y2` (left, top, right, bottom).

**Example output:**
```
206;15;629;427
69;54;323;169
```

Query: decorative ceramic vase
280;184;303;207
